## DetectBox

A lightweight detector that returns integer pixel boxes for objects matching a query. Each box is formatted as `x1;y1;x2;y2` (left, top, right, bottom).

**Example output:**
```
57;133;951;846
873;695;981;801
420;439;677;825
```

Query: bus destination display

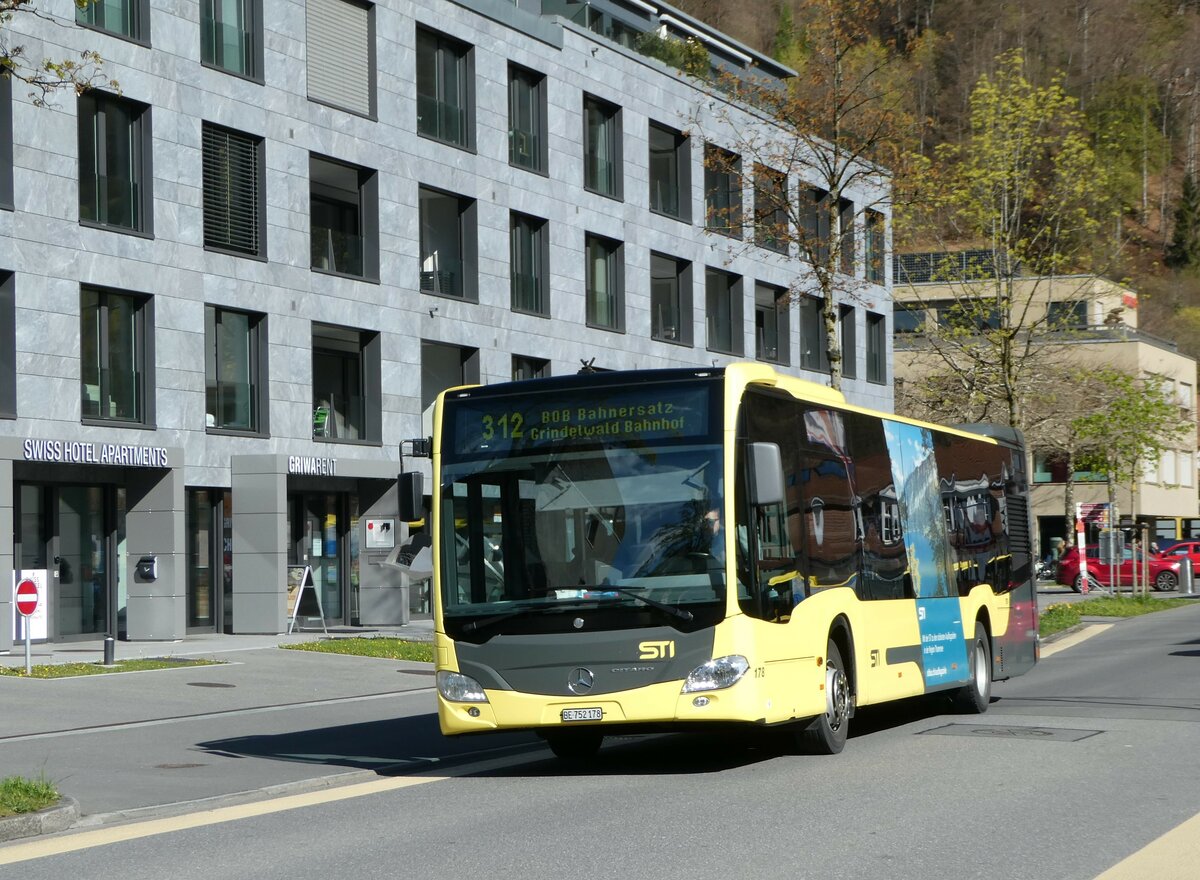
451;385;711;456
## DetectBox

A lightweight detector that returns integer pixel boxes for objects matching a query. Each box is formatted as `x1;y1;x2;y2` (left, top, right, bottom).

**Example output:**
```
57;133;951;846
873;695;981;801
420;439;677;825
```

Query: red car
1057;545;1181;592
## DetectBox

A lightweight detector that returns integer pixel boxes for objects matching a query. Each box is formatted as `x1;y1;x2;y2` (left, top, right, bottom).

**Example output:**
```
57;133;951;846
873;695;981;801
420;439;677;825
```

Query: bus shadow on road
194;696;974;779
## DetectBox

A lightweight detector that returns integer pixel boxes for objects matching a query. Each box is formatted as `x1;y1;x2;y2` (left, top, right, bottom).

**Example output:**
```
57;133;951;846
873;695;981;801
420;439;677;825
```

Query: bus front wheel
543;729;604;761
800;639;850;755
952;622;992;714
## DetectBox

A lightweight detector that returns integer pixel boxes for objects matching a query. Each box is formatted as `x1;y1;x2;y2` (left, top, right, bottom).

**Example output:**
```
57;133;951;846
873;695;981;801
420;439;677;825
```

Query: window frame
0;75;12;211
650;251;692;346
839;303;857;380
306;0;376;118
583;94;622;199
311;322;381;444
838;197;855;276
205;305;268;435
201;0;264;82
754;164;788;254
510;211;549;316
202;122;266;260
585;232;624;332
865;210;885;284
512;354;549;381
80;285;155;428
799;186;830;265
78;91;154;237
705;266;743;356
648;121;690;222
508;63;547;174
866;310;887;384
309;153;379;281
77;0;151;46
704;143;741;238
416;26;474;150
0;272;13;418
754;282;788;365
419;184;478;302
799;294;829;373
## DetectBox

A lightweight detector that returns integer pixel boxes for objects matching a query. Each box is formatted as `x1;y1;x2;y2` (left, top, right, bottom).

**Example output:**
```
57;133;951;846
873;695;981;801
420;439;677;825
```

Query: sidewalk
0;620;435;669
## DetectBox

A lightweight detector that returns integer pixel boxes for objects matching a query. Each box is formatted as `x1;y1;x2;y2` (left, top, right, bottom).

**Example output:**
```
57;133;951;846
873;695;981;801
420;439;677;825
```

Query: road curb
0;797;79;842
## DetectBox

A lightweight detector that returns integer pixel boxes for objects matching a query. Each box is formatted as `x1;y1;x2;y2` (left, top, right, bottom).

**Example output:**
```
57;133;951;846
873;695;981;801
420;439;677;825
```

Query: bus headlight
681;655;750;693
437;670;489;703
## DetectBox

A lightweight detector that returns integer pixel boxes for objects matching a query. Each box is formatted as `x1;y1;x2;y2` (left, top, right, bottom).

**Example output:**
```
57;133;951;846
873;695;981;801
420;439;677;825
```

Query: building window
78;0;149;43
865;210;885;283
651;252;691;345
203;123;264;258
840;304;857;380
512;355;549;381
312;323;380;442
201;0;261;79
649;122;690;221
799;295;828;372
585;233;623;331
310;154;378;280
0;272;13;418
839;197;855;275
419;185;477;300
421;340;479;412
583;94;621;198
893;304;925;333
306;0;375;117
81;287;153;424
78;92;152;234
755;283;788;365
509;64;546;173
1047;300;1088;328
754;165;788;253
706;268;742;355
205;306;266;433
0;75;11;211
417;27;472;149
866;311;886;384
510;212;548;315
799;186;830;264
704;144;741;238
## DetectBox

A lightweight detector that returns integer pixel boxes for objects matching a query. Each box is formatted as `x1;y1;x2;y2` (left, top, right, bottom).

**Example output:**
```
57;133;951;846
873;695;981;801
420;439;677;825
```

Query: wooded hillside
673;0;1200;348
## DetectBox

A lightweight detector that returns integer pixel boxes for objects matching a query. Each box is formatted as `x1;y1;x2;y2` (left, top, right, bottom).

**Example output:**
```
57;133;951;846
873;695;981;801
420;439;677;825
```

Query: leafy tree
1166;172;1200;270
895;49;1121;438
2;0;115;105
690;0;925;390
1073;370;1191;591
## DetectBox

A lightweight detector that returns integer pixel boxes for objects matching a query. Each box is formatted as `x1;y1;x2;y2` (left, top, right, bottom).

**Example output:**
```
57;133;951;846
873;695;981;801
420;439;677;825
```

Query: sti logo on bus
639;640;675;660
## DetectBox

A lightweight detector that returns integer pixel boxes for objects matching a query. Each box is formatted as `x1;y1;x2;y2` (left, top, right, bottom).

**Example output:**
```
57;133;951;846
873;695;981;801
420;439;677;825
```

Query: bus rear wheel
800;639;850;755
952;622;992;714
543;729;603;761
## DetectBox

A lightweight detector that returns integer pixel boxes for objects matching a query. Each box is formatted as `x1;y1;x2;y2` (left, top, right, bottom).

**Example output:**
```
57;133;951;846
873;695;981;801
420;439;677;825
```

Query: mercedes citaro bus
400;364;1038;759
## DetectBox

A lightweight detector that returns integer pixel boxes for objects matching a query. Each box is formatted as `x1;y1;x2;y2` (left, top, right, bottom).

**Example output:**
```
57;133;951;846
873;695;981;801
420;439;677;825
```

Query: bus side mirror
398;472;424;522
747;442;784;507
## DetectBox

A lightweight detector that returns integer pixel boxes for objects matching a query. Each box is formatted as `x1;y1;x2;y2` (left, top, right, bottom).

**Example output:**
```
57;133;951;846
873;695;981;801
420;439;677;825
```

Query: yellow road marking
1094;810;1200;879
0;775;444;865
1041;623;1112;658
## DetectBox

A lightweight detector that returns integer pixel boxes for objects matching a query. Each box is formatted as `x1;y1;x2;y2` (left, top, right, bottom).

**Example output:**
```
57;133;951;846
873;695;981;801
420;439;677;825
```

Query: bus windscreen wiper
576;584;694;622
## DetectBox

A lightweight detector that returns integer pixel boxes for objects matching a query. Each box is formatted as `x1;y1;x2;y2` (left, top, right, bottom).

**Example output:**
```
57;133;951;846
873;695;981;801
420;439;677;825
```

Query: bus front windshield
439;443;726;635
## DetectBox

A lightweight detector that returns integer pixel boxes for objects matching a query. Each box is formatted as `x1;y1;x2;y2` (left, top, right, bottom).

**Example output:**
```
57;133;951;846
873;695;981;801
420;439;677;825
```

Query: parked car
1155;540;1200;572
1057;545;1181;592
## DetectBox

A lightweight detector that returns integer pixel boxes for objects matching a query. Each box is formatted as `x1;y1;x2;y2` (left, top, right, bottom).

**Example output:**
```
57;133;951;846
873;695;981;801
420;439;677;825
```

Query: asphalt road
3;604;1199;879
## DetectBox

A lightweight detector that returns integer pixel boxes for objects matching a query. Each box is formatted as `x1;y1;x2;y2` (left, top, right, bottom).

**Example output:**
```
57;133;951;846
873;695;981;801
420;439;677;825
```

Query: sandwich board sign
286;565;329;635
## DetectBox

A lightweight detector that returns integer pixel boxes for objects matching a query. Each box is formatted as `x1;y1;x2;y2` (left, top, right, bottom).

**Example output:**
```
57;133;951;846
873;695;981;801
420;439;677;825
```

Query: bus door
446;474;541;603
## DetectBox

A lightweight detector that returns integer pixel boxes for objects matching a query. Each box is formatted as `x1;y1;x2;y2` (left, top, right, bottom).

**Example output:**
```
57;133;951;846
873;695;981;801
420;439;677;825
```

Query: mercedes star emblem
567;667;595;695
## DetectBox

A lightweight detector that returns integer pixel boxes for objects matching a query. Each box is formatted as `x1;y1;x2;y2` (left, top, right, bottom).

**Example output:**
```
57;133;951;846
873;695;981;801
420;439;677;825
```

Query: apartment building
892;255;1196;555
0;0;893;647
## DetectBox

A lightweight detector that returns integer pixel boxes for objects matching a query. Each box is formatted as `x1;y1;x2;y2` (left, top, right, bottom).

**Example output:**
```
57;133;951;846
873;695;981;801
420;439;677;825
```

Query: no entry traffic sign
15;578;38;617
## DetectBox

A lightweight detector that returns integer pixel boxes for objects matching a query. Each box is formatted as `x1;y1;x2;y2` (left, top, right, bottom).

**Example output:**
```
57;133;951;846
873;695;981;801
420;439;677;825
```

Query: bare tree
2;0;115;105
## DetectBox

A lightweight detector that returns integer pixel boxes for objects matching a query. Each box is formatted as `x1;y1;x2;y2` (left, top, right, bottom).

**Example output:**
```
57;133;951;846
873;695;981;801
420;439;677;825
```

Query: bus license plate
561;707;603;722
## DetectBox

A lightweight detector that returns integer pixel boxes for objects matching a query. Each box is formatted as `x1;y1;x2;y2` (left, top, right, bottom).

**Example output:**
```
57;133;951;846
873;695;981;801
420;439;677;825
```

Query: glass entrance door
287;492;361;625
56;485;111;637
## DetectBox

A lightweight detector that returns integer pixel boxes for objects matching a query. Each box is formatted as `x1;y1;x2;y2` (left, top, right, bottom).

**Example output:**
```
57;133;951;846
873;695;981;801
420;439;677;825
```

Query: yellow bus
405;363;1038;759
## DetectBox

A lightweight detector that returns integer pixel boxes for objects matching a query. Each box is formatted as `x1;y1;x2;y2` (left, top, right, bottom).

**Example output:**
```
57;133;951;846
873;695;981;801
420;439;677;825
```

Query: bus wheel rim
826;663;849;732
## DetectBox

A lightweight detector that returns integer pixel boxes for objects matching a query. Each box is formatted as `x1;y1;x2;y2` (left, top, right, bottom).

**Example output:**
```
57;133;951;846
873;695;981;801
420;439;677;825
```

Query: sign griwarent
23;439;170;468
